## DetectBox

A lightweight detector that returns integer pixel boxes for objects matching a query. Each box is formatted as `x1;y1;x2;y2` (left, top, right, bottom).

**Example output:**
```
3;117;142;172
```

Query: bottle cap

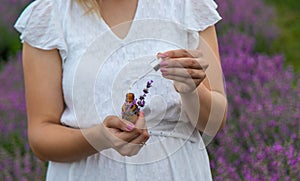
125;93;135;102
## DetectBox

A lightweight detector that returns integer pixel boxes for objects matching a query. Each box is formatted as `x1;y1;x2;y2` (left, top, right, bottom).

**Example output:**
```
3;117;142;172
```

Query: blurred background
0;0;299;180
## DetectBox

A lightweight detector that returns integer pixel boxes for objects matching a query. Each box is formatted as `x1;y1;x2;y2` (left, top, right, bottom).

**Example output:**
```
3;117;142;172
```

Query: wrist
81;123;110;152
173;84;198;95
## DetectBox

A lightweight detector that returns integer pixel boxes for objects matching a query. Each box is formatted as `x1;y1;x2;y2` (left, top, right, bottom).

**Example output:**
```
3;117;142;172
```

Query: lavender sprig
137;80;153;108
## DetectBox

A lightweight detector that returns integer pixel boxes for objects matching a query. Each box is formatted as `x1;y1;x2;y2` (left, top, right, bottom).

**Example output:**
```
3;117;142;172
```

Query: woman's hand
101;112;149;156
158;49;208;94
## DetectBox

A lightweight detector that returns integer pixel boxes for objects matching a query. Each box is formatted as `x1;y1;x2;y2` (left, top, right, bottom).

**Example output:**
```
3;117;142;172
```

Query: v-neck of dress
100;0;140;42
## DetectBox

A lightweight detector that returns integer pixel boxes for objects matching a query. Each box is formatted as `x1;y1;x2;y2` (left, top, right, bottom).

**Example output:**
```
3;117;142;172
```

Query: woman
15;0;227;180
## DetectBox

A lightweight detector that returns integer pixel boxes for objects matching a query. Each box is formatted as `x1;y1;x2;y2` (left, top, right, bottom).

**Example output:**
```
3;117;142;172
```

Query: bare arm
159;26;227;135
23;42;101;162
195;25;227;133
23;43;149;162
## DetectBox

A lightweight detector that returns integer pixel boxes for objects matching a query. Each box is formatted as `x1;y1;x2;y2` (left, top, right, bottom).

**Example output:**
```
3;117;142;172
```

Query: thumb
120;119;136;132
104;116;135;132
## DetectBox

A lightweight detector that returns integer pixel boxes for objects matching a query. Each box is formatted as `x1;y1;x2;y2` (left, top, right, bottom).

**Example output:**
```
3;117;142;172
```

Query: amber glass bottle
121;93;139;123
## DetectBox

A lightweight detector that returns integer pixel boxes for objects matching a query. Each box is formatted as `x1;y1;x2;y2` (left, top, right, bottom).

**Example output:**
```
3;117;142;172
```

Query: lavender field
0;0;299;180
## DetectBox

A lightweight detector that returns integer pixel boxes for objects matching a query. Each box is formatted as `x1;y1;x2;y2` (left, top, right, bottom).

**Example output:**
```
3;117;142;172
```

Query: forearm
196;83;227;133
180;83;227;134
28;122;107;162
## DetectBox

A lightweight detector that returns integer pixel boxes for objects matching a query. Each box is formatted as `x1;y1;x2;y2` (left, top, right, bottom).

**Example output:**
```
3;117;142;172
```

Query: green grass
265;0;300;72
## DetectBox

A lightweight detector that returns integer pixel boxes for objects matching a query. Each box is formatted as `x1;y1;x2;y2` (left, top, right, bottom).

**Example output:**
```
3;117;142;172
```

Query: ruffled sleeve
184;0;222;31
14;0;67;61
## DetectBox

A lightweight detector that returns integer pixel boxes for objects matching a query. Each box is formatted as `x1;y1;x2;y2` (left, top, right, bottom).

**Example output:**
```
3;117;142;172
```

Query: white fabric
15;0;222;180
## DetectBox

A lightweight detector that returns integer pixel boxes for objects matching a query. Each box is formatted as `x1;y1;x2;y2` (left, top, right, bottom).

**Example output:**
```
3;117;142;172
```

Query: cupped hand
102;112;149;156
158;49;208;94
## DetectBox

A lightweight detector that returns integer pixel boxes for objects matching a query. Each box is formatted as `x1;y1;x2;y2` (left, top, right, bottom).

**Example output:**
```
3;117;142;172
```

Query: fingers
158;53;208;81
114;112;148;143
120;130;149;156
164;74;204;85
158;49;207;71
103;116;135;132
103;112;149;150
119;111;148;142
114;129;141;143
160;57;208;70
161;67;206;79
157;49;208;93
129;112;149;145
158;49;202;59
119;112;150;156
129;129;149;146
135;111;147;130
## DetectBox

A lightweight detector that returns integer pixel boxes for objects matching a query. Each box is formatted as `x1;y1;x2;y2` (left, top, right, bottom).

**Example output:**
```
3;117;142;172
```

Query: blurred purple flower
0;54;46;180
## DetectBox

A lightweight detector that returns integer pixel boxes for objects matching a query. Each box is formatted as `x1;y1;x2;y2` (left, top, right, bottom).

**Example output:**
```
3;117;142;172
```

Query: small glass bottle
121;93;139;123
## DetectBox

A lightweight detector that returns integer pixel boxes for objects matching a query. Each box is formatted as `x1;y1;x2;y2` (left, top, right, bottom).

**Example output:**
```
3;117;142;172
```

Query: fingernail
126;123;135;131
160;61;168;67
160;68;167;72
139;111;144;117
162;71;168;76
158;53;168;58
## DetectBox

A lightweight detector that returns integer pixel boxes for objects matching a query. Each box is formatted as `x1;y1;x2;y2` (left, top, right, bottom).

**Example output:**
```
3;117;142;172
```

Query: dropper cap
150;58;162;71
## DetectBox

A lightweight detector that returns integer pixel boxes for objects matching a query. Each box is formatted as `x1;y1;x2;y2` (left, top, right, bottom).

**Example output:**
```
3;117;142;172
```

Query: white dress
15;0;222;180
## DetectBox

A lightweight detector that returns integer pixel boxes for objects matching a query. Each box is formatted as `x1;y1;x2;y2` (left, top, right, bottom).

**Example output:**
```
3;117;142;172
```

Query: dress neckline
100;0;140;41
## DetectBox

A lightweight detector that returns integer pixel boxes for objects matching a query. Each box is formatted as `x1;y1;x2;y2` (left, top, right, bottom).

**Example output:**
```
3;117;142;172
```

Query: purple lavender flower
0;54;46;180
146;80;153;88
143;88;149;94
137;80;153;108
137;100;145;107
